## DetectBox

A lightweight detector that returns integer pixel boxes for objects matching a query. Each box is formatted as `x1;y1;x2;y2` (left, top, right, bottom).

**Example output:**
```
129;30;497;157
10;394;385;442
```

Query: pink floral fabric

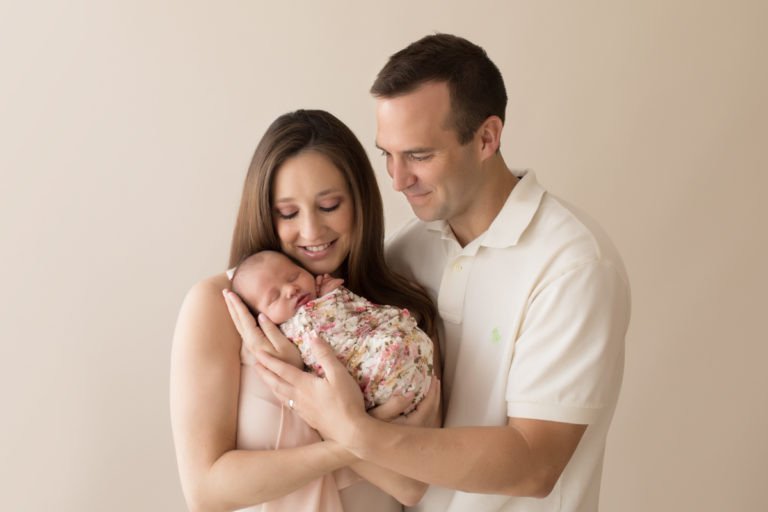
281;287;433;413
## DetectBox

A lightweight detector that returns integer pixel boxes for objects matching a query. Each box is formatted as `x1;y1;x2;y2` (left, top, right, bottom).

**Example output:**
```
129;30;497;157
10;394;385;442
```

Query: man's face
375;81;480;224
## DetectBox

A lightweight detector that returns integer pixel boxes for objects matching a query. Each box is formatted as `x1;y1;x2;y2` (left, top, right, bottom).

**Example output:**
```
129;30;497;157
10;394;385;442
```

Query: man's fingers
398;376;441;427
368;394;412;421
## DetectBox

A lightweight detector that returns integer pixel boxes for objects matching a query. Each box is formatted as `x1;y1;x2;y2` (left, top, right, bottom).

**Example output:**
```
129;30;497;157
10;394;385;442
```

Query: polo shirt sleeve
506;259;629;425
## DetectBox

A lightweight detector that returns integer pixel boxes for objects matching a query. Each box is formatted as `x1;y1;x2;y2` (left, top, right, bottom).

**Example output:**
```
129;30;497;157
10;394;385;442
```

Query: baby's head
231;250;317;324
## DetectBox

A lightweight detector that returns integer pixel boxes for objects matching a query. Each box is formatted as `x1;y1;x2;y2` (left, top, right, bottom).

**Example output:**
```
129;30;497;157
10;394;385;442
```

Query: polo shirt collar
424;169;545;248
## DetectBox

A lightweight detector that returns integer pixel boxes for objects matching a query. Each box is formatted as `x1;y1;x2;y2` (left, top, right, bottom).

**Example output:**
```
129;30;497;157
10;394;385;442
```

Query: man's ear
477;115;503;159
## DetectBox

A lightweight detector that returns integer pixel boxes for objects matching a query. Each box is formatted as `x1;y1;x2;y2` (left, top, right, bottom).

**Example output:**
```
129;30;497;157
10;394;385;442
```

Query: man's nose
388;158;416;192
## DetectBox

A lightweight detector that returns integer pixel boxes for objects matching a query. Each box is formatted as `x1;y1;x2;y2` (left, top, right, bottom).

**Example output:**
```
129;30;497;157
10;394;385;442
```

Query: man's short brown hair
370;33;507;144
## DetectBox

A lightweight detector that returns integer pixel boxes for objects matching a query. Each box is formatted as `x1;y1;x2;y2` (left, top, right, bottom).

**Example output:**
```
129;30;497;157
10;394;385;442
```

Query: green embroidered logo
491;327;501;344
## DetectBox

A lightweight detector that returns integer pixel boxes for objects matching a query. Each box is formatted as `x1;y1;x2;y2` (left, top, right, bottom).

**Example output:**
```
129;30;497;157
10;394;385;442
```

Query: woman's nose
299;212;324;241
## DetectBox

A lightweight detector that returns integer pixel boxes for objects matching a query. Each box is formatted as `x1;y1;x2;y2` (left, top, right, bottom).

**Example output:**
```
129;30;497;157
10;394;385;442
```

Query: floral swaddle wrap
280;287;433;413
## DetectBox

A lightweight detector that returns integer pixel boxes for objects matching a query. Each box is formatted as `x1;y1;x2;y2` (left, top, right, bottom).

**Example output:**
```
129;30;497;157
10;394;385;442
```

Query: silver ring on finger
288;399;295;410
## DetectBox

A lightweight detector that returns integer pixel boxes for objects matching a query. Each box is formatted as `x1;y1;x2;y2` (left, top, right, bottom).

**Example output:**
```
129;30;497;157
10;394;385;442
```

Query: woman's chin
294;244;347;275
302;259;340;276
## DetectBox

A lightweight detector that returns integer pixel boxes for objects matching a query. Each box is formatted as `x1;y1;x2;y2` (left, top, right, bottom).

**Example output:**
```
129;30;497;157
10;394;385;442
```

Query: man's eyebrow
374;142;433;154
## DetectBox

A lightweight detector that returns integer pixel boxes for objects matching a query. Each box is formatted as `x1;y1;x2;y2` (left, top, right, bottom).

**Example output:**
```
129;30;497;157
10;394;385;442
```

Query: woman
171;110;440;512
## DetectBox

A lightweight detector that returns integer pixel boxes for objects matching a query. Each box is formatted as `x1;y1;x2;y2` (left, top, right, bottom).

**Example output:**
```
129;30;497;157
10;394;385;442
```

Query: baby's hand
316;274;344;296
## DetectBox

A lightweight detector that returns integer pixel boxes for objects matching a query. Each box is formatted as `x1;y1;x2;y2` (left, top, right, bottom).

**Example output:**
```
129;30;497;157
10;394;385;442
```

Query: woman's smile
272;151;354;276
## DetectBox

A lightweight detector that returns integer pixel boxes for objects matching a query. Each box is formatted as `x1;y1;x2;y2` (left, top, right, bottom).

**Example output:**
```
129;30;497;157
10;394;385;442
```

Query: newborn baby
230;250;433;413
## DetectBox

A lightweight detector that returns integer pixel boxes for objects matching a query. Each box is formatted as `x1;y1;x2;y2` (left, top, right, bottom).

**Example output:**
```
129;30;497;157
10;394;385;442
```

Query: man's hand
254;334;369;444
222;289;303;369
393;376;441;428
368;375;441;428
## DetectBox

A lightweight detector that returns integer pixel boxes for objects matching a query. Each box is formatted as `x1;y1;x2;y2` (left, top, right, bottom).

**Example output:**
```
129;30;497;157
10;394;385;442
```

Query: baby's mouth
296;293;310;308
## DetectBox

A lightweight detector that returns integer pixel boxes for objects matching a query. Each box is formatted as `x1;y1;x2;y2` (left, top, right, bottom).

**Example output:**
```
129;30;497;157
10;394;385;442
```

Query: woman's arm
170;275;356;512
348;332;444;505
230;292;443;506
345;372;442;506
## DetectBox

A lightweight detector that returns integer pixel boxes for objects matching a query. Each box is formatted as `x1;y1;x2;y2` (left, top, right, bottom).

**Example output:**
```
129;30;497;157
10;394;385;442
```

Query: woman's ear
477;115;503;159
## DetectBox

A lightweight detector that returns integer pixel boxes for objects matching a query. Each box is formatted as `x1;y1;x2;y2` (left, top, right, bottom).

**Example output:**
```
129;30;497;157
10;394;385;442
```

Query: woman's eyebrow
316;188;342;197
274;189;341;203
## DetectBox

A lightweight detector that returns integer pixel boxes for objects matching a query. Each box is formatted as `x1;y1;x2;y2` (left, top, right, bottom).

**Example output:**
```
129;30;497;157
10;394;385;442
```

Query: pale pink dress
229;271;403;512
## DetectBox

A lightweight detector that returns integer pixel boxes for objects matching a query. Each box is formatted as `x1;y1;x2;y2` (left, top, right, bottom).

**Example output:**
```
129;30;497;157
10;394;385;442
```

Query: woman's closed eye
276;209;298;220
318;202;340;213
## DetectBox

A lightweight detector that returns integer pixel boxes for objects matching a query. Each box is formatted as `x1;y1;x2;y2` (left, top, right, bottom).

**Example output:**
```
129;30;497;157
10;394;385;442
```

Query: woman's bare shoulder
191;271;231;293
181;272;230;308
174;272;239;352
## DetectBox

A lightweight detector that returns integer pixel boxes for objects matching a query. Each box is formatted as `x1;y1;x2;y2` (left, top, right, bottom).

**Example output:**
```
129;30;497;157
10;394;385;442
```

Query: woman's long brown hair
229;110;436;338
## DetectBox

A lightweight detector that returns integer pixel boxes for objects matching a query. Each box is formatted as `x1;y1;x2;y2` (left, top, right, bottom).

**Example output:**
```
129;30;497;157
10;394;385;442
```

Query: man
255;33;630;511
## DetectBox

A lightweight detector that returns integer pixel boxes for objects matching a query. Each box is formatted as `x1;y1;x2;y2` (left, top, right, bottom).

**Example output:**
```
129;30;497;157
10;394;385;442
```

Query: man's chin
410;205;440;223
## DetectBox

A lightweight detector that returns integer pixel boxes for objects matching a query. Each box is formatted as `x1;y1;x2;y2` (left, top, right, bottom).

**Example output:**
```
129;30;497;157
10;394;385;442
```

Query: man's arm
254;339;585;498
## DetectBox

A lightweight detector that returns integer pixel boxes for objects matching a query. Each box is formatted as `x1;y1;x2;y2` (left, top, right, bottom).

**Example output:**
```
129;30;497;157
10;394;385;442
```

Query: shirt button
453;263;462;272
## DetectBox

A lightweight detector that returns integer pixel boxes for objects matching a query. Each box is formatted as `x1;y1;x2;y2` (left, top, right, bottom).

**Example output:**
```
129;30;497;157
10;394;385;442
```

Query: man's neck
449;155;518;247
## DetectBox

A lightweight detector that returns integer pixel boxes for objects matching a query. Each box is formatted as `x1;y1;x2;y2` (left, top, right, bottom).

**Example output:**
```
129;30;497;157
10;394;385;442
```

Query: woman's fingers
222;290;245;336
257;313;304;368
306;334;348;383
255;350;303;384
253;361;293;402
223;290;272;354
258;314;289;351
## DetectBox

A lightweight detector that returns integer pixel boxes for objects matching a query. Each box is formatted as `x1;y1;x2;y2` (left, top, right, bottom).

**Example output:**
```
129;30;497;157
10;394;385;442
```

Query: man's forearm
345;417;544;497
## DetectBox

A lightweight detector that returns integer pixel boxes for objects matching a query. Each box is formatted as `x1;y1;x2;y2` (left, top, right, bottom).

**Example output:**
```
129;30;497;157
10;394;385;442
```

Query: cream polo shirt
385;170;630;512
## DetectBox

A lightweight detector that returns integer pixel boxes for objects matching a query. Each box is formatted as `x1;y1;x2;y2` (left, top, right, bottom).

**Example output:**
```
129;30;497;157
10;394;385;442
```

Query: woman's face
271;151;355;276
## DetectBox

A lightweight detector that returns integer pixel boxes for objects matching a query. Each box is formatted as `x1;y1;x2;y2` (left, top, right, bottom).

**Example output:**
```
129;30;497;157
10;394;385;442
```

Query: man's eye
380;149;390;157
410;154;431;162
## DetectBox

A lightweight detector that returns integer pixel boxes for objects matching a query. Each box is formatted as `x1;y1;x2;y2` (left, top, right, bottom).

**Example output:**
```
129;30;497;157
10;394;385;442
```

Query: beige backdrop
1;1;766;510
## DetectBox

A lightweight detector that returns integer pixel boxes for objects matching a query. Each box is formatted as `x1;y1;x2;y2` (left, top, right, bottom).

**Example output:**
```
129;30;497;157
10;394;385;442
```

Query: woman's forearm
172;277;355;512
188;442;355;512
350;461;427;507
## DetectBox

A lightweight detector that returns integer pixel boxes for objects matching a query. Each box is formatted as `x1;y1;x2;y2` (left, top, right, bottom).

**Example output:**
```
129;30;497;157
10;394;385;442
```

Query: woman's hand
223;289;304;369
316;274;344;297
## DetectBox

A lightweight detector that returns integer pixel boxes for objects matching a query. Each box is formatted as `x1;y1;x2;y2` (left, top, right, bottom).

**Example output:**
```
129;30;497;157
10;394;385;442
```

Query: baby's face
243;253;317;324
